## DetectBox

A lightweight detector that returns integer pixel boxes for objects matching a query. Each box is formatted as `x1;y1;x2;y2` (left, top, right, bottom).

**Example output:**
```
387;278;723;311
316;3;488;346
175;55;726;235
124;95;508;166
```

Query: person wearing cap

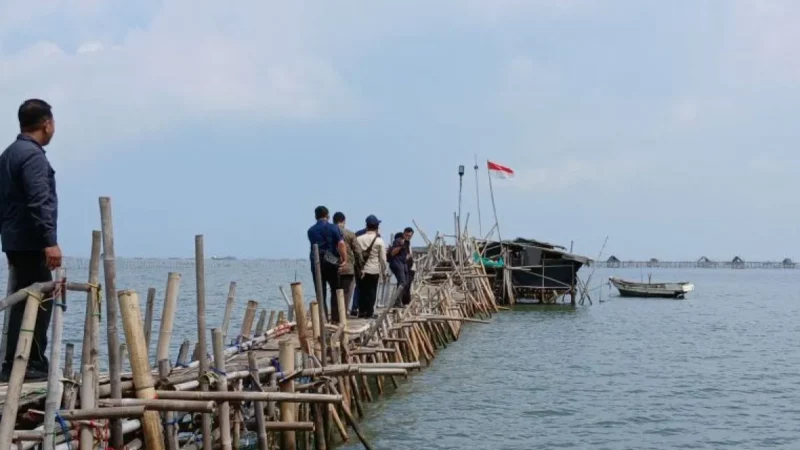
354;215;387;318
0;99;62;382
307;205;348;323
351;227;381;316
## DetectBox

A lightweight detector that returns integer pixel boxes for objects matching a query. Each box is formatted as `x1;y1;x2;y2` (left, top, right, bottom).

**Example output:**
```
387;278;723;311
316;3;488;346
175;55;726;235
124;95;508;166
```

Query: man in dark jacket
307;205;347;323
0;99;62;381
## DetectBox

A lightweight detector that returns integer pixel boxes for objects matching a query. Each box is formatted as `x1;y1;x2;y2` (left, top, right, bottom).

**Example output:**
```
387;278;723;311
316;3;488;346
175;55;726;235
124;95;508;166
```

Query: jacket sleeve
20;151;57;247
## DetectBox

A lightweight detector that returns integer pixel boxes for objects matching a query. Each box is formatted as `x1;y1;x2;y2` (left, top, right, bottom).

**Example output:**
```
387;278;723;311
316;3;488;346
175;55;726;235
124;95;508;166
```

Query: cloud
728;0;800;84
0;1;356;161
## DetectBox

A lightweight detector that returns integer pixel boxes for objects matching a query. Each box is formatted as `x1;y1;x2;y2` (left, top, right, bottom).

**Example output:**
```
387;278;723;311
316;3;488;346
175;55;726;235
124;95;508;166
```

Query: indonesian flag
487;160;514;179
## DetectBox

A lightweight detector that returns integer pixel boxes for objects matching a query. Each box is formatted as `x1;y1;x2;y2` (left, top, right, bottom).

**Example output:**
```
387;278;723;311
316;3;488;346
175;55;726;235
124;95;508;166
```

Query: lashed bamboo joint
0;196;497;450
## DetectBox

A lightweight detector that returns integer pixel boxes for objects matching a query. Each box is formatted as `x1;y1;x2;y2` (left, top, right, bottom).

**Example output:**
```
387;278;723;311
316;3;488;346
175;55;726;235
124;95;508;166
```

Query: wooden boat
609;276;694;299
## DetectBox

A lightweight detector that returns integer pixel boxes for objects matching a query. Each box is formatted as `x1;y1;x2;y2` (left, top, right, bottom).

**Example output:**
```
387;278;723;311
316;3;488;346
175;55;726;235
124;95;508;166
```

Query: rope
55;413;72;450
209;367;227;377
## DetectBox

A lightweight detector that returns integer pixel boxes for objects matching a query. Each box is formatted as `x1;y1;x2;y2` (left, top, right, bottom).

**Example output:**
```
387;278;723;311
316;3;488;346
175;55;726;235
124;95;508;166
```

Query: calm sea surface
2;260;799;449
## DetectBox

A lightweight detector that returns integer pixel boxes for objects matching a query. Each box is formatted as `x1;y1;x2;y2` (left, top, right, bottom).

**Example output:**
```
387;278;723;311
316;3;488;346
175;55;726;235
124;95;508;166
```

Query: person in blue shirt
307;205;348;323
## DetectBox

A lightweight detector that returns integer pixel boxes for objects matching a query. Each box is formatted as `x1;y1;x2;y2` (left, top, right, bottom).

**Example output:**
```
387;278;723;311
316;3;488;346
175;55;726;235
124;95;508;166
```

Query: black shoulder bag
355;234;379;278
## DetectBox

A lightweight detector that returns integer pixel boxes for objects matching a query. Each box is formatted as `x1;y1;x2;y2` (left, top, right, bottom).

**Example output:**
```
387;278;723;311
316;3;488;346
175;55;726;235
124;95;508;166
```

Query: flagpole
474;155;482;237
486;160;502;243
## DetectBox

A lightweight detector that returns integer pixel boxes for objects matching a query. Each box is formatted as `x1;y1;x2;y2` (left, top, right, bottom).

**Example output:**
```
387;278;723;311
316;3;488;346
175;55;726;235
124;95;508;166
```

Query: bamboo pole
240;300;258;341
212;329;233;450
310;302;321;360
221;282;237;342
0;292;43;448
0;265;15;367
279;286;294;322
158;360;179;450
254;310;267;335
266;311;276;331
144;287;156;353
247;352;269;450
290;283;311;354
79;231;101;450
99;196;124;449
42;270;67;450
118;290;165;450
195;235;213;450
311;244;328;361
177;340;191;367
279;339;297;450
156;272;181;364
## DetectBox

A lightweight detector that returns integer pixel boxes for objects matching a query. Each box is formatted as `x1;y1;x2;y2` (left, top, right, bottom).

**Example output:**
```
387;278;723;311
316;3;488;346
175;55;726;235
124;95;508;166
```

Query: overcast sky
0;0;797;260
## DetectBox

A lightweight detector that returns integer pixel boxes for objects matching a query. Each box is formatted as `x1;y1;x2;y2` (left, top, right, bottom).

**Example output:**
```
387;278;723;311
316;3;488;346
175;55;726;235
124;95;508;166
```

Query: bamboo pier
0;197;499;450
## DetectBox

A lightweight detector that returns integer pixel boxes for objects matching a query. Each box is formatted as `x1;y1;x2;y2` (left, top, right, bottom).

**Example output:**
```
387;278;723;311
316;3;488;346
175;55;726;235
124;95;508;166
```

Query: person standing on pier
350;226;381;317
355;215;386;318
388;232;409;308
0;99;61;382
333;211;357;314
403;227;415;306
307;206;348;323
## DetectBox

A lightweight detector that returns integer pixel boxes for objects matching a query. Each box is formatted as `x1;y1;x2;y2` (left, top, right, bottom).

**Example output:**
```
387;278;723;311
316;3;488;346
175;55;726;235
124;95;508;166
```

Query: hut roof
649;258;659;263
698;256;712;263
607;255;620;263
732;256;744;263
783;257;793;264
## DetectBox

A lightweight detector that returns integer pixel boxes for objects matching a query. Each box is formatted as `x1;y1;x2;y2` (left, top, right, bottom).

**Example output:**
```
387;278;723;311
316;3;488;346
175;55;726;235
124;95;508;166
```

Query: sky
0;0;798;261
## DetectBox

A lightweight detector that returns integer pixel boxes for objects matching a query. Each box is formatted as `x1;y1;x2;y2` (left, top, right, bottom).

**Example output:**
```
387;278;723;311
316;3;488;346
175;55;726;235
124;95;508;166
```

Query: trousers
312;262;341;323
3;251;53;372
356;273;380;317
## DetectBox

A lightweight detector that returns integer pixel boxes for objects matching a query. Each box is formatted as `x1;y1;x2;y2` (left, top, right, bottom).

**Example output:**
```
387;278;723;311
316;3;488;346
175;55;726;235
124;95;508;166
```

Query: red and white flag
487;160;514;179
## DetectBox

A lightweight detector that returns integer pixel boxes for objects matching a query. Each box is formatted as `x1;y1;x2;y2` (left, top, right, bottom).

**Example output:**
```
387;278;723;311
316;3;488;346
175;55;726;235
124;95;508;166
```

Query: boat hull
609;277;694;299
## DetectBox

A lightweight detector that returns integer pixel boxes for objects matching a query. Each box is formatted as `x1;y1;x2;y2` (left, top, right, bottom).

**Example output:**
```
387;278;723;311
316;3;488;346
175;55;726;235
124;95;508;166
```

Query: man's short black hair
394;232;404;241
366;223;379;231
333;212;345;224
315;206;329;220
18;99;52;132
403;227;414;234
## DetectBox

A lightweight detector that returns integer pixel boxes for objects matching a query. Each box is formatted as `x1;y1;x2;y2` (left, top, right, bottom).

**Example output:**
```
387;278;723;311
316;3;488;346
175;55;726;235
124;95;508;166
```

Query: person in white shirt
355;214;387;318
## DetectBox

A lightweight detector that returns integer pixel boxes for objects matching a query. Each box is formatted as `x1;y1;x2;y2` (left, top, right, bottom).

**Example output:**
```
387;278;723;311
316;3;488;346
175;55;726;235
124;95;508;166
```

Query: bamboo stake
254;310;267;335
247;352;269;450
240;300;258;341
156;272;181;364
279;339;297;450
310;302;321;360
158;360;179;450
212;329;233;450
0;292;43;448
118;290;164;450
144;287;156;353
290;283;311;354
78;231;101;450
195;235;213;450
177;340;191;367
311;244;328;361
221;282;237;342
42;270;67;450
99;197;124;449
266;311;276;331
0;265;15;368
277;286;294;323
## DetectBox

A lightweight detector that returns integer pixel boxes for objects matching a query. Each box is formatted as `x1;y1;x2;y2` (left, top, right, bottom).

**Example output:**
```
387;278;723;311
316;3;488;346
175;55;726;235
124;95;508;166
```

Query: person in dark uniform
307;206;348;323
0;99;62;381
387;232;409;307
402;227;415;305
